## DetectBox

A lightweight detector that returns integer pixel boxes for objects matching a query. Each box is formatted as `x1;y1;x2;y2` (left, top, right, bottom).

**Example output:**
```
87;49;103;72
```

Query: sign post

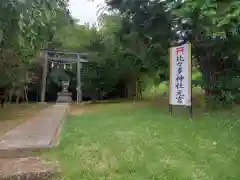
169;42;192;119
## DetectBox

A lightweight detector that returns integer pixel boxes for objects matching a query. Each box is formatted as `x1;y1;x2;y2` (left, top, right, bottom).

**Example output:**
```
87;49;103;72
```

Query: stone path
0;103;69;180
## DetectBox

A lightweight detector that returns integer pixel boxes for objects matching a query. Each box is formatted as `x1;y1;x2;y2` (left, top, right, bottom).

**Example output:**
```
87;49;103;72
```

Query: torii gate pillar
40;49;87;103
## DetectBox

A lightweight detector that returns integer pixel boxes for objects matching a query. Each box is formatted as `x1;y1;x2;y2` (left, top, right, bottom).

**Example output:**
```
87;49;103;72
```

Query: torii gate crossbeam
41;49;87;103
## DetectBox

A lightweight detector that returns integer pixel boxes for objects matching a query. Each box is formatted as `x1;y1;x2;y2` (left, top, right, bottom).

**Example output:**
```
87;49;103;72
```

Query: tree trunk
139;81;143;100
16;95;20;104
1;98;5;108
16;89;20;104
0;88;5;108
127;83;133;99
198;50;218;96
135;78;141;100
135;80;139;99
8;88;14;104
0;94;6;108
24;85;28;103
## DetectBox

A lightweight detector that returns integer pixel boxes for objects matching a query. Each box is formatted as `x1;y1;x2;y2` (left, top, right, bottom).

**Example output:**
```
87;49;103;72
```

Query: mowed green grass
43;102;240;180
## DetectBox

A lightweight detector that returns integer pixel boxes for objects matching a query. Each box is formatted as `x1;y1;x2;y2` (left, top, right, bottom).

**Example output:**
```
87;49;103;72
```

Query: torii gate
41;49;87;103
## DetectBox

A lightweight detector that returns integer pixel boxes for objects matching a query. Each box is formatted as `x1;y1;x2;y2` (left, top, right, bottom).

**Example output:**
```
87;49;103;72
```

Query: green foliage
169;0;240;106
60;0;239;103
48;68;70;87
0;0;71;89
96;0;173;98
83;61;119;99
1;0;239;105
172;0;240;35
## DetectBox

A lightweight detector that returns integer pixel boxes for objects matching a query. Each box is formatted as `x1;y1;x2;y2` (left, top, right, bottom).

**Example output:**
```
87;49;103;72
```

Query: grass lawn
0;103;50;135
42;101;240;180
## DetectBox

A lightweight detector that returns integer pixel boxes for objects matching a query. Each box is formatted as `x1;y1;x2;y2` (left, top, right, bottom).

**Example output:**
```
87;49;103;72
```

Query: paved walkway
0;103;68;157
0;103;69;179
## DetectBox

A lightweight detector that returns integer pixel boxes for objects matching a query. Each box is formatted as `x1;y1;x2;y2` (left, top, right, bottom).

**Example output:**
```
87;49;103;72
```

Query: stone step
57;92;72;103
0;146;51;159
0;157;60;180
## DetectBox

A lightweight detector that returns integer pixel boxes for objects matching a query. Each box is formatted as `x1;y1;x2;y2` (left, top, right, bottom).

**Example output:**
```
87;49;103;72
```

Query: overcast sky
69;0;106;25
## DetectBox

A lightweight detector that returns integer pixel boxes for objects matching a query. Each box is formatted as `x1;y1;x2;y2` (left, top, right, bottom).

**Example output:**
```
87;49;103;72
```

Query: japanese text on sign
170;43;191;106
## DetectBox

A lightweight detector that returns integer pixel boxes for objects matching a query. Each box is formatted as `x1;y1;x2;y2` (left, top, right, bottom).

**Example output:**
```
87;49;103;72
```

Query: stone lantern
57;81;72;103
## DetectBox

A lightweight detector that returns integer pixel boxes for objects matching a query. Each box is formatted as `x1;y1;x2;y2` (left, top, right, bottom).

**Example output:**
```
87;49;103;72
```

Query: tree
105;0;240;105
171;0;240;105
105;0;173;97
0;0;71;105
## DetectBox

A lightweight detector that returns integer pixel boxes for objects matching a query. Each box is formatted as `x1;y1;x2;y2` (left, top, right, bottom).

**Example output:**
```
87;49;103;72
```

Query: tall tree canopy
104;0;240;104
0;0;72;103
0;0;239;105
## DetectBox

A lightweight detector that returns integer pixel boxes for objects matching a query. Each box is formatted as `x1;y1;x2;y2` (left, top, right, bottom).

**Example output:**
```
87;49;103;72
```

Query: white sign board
170;43;192;106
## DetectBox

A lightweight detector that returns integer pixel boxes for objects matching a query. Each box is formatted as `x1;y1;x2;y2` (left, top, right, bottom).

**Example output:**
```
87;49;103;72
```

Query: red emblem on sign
176;47;184;55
